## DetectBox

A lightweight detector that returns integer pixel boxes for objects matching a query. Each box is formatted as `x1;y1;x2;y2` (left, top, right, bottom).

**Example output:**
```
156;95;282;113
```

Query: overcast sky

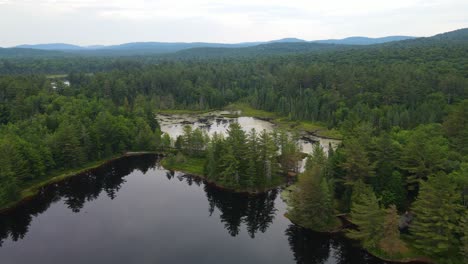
0;0;467;47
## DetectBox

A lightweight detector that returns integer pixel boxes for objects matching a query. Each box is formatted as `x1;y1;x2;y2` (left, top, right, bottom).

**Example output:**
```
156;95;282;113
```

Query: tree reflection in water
205;185;277;237
285;224;395;264
0;155;394;264
0;154;278;246
0;154;158;246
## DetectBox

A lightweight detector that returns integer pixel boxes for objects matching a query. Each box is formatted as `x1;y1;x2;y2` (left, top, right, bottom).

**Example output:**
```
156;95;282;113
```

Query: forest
0;28;467;263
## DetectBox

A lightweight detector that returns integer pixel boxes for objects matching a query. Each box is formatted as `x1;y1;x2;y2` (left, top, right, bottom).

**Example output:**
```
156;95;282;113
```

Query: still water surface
0;155;389;264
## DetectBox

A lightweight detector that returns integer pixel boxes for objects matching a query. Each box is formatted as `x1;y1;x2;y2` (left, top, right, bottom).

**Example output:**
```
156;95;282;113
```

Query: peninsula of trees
163;124;303;192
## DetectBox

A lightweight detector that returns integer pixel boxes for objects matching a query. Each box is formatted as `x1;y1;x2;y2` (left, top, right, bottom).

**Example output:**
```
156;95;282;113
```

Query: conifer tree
379;205;407;256
410;174;464;262
289;145;336;231
347;181;384;249
340;139;374;184
258;129;278;182
461;212;468;264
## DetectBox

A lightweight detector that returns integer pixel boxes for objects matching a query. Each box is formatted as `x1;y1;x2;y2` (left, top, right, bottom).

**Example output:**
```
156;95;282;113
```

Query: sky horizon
1;0;467;47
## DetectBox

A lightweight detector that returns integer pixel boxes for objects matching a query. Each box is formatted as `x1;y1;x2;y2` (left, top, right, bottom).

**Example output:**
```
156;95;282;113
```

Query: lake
0;155;390;264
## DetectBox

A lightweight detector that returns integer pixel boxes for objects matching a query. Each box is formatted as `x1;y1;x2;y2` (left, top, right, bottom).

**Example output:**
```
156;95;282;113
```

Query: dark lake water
0;155;389;264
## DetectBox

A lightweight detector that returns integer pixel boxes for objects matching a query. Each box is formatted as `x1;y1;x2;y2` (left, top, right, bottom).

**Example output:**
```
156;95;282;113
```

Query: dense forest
0;28;467;263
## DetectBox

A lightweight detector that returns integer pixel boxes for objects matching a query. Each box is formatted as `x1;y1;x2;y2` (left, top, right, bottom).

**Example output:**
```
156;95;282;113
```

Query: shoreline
160;158;285;194
1;151;433;264
157;105;343;140
283;212;344;234
280;191;432;264
0;152;158;213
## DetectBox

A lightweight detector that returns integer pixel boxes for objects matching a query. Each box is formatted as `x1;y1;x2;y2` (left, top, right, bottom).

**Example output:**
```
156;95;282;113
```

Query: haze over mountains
12;35;415;52
1;28;467;59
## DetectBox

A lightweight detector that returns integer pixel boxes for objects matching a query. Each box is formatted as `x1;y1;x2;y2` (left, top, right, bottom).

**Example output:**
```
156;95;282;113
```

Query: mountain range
1;29;467;59
11;36;415;53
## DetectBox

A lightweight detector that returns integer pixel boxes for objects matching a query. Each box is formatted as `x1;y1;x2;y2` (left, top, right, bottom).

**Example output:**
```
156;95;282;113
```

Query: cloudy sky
0;0;467;47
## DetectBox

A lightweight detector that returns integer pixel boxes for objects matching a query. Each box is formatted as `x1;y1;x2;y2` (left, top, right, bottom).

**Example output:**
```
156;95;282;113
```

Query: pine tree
461;211;468;264
306;143;326;170
220;145;240;187
401;124;450;190
289;166;336;231
160;133;172;151
289;145;336;231
277;130;302;173
410;174;464;262
444;100;468;156
258;129;278;182
226;122;248;175
379;205;408;256
340;139;374;184
182;125;193;155
347;181;384;249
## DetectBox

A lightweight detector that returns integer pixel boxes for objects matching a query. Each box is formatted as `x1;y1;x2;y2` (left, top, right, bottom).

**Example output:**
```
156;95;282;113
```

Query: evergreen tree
219;145;240;186
258;129;278;182
50;123;86;168
181;125;193;154
289;165;336;231
444;100;468;156
245;129;259;187
461;212;468;264
205;132;225;181
277;130;302;173
379;205;408;256
347;180;384;249
371;132;402;192
410;174;464;262
306;143;327;170
340;139;374;184
401;124;450;190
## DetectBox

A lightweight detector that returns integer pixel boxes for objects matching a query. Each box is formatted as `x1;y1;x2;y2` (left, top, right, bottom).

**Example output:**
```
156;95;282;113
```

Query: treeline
164;123;302;190
31;55;465;132
0;75;165;207
288;100;468;263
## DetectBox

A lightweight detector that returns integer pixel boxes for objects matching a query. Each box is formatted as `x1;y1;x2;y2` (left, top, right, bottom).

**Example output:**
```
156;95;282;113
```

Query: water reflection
205;185;277;238
286;225;397;264
0;155;158;246
0;155;278;246
161;170;278;238
0;155;391;264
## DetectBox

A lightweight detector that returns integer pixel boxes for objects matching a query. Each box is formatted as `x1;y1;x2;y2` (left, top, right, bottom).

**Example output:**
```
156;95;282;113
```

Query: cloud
0;0;467;46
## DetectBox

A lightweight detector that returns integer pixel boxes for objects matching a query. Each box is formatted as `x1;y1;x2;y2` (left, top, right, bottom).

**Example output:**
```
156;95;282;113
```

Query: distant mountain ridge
314;36;415;45
15;43;84;50
1;28;466;58
9;35;413;52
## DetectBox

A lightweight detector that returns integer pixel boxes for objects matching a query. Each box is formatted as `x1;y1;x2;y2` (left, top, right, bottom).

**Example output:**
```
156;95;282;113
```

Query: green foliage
379;205;408;257
461;212;468;264
277;130;302;173
401;124;451;190
444;100;468;156
0;30;467;262
347;181;384;249
289;145;338;231
340;138;375;184
410;175;465;263
204;126;285;190
0;76;164;206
